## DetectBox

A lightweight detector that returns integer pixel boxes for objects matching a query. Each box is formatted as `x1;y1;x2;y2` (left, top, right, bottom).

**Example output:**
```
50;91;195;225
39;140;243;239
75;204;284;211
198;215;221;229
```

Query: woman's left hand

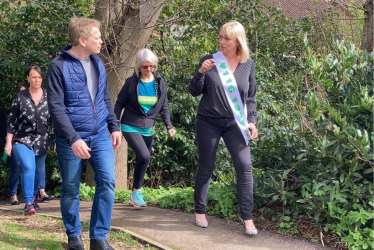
168;128;176;137
248;123;258;139
4;142;12;157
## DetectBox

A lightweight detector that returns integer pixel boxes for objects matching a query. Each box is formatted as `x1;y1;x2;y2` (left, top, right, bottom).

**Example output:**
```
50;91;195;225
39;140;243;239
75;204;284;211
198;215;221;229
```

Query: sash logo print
218;62;246;127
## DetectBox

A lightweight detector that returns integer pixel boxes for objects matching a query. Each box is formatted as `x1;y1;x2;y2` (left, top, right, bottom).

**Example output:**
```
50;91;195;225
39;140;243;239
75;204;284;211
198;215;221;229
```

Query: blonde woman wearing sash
189;21;258;235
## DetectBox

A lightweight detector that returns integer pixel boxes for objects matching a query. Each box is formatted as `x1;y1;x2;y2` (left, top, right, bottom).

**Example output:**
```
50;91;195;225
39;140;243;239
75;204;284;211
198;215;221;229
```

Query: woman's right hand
198;59;216;73
168;128;177;137
4;142;12;156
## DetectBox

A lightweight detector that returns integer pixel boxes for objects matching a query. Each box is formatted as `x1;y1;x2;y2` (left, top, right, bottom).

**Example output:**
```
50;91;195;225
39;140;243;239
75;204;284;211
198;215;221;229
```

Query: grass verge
0;210;158;250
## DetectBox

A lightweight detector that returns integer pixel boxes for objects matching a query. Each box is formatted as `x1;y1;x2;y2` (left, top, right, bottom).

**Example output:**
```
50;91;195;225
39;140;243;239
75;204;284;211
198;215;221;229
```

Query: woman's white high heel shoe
195;221;208;228
241;219;258;235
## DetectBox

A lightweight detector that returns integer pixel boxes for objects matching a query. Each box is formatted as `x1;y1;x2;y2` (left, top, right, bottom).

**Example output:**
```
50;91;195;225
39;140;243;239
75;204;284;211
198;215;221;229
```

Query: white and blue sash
213;51;251;145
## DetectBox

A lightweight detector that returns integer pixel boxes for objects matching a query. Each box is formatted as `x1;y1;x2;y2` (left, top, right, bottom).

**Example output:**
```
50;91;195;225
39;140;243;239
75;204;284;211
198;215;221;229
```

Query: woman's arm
6;94;20;136
4;133;13;156
189;55;211;97
246;60;258;124
158;78;172;130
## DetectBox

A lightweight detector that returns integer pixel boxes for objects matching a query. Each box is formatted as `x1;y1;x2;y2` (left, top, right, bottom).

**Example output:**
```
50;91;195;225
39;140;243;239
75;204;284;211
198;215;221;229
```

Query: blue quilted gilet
61;54;109;139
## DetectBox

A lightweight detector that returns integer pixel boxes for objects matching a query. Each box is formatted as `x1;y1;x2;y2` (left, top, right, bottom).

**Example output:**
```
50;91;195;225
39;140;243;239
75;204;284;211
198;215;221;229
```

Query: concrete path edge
0;206;171;250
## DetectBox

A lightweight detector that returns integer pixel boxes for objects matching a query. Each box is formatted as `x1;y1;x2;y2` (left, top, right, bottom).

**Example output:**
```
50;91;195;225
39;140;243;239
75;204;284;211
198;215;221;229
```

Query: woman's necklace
30;90;43;105
140;77;158;97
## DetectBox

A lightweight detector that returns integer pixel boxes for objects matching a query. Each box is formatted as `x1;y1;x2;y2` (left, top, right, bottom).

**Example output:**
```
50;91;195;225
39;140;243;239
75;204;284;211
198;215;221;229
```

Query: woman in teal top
114;48;176;207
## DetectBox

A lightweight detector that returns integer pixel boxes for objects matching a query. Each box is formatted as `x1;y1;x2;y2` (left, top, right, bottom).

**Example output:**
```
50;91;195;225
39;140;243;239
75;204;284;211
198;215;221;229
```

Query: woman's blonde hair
135;48;158;76
68;17;101;46
220;21;250;63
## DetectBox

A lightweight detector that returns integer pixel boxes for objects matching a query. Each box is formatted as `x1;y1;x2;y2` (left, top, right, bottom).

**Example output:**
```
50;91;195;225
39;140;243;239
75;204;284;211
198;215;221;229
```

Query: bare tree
85;0;167;189
361;0;373;51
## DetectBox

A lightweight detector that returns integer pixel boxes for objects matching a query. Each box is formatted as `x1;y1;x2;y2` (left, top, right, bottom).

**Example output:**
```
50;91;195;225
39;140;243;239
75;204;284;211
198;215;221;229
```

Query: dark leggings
194;116;254;220
123;132;153;190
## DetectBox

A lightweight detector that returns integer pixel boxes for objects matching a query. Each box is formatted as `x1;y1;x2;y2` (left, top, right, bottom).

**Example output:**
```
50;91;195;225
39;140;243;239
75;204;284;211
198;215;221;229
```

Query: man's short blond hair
68;17;101;46
220;21;250;63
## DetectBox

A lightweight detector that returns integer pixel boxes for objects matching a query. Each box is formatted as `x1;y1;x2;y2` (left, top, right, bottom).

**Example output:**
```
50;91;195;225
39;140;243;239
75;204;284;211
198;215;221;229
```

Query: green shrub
253;39;373;249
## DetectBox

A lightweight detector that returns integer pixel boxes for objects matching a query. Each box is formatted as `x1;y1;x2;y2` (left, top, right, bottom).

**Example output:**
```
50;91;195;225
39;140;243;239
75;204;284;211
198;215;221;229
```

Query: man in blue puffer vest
47;17;121;250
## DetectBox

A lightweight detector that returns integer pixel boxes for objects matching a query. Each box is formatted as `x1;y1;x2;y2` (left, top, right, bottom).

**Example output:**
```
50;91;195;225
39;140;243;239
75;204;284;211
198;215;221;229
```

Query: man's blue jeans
8;153;47;197
12;144;45;204
55;130;115;239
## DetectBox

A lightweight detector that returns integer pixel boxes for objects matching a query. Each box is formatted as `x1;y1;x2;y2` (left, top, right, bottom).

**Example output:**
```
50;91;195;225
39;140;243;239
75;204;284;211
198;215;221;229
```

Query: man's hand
71;139;91;159
111;131;121;150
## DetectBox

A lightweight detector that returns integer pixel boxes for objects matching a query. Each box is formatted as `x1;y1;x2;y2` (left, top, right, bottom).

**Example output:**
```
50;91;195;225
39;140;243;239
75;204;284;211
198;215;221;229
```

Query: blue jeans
39;167;46;189
55;130;115;239
8;154;47;197
12;144;46;204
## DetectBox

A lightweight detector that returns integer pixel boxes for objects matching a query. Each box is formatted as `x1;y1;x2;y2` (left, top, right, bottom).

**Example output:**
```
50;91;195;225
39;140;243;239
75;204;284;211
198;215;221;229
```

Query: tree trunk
85;0;166;190
361;0;373;52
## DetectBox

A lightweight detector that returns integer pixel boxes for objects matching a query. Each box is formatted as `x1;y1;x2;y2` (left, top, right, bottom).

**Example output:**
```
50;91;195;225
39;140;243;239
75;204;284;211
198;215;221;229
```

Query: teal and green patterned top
121;79;158;136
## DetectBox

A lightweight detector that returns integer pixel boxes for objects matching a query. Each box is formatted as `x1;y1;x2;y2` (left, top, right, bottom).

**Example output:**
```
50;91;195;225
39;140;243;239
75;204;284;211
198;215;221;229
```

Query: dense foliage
253;39;373;249
0;0;372;249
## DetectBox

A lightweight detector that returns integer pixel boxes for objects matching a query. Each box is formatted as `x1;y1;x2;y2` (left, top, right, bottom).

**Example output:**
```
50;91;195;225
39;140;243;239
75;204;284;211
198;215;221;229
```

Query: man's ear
78;37;86;47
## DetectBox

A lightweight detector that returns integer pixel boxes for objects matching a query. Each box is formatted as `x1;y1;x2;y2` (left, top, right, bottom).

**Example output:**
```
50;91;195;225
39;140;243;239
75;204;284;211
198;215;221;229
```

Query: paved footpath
0;199;336;250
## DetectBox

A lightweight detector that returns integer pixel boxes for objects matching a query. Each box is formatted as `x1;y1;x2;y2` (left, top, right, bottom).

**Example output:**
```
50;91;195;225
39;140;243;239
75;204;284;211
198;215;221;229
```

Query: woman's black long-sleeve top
114;73;172;130
189;54;258;124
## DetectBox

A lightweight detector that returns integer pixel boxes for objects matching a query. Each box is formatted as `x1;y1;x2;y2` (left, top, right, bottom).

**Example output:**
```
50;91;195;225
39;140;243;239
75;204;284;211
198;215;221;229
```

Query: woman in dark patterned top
4;66;51;216
189;21;258;235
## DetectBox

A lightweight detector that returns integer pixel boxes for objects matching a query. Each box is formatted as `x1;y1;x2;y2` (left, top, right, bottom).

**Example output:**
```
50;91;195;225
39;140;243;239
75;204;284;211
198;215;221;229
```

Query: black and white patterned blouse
6;88;51;155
